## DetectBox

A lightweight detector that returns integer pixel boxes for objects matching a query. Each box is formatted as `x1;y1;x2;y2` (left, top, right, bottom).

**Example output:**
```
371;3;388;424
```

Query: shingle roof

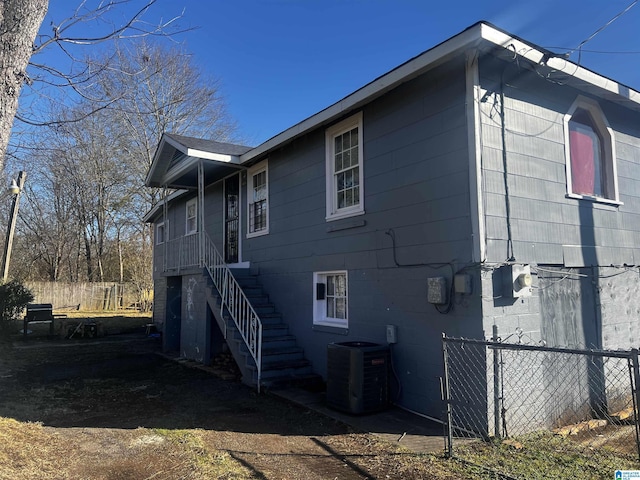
164;133;252;156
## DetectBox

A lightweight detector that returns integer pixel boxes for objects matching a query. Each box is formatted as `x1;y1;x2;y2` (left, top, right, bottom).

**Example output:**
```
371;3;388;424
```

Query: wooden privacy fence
25;282;152;312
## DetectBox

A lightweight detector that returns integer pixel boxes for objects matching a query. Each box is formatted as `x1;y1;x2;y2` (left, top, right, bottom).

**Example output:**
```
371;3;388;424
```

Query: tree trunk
0;0;48;171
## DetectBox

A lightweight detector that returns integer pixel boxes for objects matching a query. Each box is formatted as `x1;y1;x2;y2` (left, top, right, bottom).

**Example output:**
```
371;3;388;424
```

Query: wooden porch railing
202;232;262;390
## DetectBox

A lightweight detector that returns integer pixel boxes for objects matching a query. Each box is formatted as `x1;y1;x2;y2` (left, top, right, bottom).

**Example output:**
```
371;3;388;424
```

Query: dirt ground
0;327;467;480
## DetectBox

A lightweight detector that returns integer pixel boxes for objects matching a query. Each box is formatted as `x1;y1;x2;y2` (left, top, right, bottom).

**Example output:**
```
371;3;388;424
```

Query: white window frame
325;112;364;221
313;271;348;329
563;96;621;205
156;222;165;245
185;198;197;235
247;160;269;238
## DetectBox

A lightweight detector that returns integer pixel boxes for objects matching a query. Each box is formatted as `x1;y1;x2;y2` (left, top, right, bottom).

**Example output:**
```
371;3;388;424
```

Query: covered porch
145;133;253;271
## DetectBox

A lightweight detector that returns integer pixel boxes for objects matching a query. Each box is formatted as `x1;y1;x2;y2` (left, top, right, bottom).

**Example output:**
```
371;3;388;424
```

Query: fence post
492;325;502;439
442;333;454;458
631;349;640;461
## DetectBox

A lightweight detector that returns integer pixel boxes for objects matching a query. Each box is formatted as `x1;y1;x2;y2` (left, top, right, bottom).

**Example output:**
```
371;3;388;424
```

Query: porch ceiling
162;156;244;189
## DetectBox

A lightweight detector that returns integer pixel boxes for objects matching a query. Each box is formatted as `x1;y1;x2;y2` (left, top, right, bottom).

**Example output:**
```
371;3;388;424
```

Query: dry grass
0;418;72;480
4;331;629;479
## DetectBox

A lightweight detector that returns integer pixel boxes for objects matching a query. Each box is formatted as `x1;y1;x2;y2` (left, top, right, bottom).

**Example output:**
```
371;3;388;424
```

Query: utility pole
2;171;26;283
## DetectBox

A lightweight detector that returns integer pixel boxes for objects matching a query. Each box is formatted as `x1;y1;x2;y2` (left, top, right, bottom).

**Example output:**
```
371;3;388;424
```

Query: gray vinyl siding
242;58;483;415
152;276;166;327
478;55;640;418
152;221;165;281
478;56;640;266
204;181;225;248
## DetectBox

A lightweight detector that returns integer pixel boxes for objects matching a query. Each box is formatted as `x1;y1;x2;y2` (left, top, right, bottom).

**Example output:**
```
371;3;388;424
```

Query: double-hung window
185;198;197;235
247;160;269;237
313;271;348;329
564;97;619;204
156;222;165;245
325;112;364;221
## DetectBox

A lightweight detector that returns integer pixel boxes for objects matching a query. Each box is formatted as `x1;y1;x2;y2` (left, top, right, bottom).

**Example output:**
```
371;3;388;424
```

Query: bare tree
14;38;238;284
95;40;238;210
1;0;184;172
0;1;48;172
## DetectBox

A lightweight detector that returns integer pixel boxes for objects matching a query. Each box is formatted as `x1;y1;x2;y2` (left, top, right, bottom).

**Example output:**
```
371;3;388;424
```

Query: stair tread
258;359;311;370
262;323;288;330
262;346;303;355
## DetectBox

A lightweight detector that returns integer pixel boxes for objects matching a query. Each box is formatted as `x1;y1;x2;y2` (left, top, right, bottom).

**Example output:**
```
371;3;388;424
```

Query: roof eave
239;22;640;164
146;133;244;188
480;24;640;108
240;22;486;163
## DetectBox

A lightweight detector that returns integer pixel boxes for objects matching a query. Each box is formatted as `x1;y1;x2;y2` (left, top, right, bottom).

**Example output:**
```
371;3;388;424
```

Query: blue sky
43;0;640;146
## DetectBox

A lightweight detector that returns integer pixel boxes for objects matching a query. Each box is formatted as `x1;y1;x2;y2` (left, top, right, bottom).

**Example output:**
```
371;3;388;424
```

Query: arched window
564;97;619;203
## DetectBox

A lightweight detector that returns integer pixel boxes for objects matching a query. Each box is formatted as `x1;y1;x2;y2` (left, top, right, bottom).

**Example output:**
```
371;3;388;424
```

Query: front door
224;175;239;264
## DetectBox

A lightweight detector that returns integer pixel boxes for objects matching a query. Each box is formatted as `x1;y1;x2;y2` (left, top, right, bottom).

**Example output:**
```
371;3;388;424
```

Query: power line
544;47;640;55
565;0;638;63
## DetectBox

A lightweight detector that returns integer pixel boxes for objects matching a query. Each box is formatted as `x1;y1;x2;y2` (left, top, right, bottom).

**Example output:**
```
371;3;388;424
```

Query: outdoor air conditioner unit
326;342;390;414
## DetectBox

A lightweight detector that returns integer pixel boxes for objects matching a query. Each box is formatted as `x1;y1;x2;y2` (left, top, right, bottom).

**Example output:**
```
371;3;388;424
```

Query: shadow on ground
0;334;345;437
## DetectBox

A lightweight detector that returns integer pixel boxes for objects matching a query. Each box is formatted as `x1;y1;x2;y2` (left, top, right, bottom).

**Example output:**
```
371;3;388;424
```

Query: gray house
144;22;640;422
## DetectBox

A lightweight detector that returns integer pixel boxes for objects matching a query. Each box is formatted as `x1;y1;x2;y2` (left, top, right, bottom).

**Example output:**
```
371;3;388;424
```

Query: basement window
313;271;348;329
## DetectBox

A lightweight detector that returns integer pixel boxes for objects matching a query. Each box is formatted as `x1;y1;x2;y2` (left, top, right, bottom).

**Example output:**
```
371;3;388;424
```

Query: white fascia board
187;149;241;163
162;134;242;164
240;23;485;163
480;24;640;107
240;23;640;165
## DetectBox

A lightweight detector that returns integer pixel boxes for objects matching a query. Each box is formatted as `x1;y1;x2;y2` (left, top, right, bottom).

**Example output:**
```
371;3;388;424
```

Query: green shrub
0;280;34;334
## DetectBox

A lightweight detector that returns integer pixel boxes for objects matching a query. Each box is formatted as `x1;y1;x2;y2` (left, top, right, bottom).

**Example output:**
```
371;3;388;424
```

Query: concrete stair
205;268;322;391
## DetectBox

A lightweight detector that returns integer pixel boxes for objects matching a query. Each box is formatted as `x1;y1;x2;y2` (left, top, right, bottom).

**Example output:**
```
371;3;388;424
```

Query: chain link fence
442;332;640;478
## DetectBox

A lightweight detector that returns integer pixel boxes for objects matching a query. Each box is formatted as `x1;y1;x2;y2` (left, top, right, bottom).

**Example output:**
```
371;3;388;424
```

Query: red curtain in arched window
569;120;602;197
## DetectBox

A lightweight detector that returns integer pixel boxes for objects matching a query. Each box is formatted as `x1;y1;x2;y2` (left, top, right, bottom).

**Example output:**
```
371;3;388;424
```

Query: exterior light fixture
8;179;20;196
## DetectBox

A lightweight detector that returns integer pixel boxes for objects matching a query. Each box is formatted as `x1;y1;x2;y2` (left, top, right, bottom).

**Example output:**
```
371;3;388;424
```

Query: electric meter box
503;264;533;298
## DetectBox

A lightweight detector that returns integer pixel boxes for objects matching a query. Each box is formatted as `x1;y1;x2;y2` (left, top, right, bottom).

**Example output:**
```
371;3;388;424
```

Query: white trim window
247;160;269;237
185;198;197;235
156;222;165;245
325;112;364;221
564;96;620;204
313;271;348;329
